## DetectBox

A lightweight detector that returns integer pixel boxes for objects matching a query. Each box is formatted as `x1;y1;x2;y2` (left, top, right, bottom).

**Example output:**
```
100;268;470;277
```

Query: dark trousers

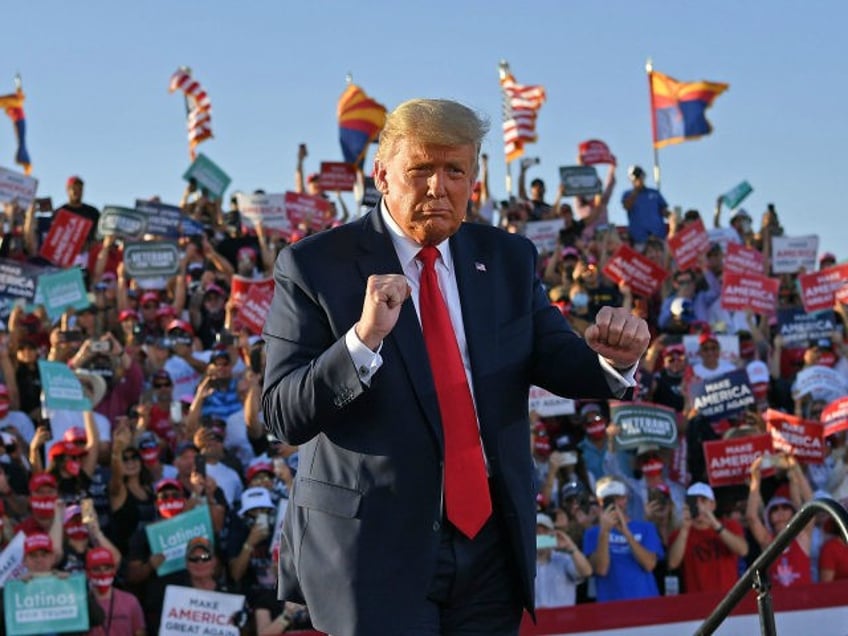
401;506;524;635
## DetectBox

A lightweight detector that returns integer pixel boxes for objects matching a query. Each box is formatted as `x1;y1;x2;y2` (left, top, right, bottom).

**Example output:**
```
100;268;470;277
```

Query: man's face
67;181;83;204
25;549;54;573
699;340;720;366
374;139;476;246
530;181;545;202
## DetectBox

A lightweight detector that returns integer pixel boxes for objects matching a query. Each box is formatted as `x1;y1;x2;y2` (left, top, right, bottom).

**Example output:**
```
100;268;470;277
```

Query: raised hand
584;306;650;369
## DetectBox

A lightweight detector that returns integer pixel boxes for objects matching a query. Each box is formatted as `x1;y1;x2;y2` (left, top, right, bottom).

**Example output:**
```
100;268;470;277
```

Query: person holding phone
535;512;592;608
667;482;748;594
583;476;664;602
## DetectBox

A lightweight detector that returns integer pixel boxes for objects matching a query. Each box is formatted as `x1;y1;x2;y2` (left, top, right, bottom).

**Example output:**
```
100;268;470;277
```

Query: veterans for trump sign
704;434;775;487
771;235;818;274
123;242;180;279
799;263;848;313
720;271;779;315
609;402;678;449
602;244;668;298
690;369;755;422
724;242;765;275
668;218;710;272
97;206;148;239
765;409;825;464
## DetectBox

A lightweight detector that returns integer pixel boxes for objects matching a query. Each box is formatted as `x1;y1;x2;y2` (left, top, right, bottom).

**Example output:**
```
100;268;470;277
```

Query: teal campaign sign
610;401;679;449
3;573;89;635
183;153;231;201
145;504;214;576
721;181;753;209
37;361;92;411
35;268;88;320
123;241;180;278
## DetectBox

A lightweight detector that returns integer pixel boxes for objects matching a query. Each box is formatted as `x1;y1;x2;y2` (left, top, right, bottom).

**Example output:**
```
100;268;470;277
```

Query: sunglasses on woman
187;553;212;563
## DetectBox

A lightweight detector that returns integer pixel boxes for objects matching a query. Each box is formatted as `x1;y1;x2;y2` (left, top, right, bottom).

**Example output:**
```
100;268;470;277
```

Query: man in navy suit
262;98;649;636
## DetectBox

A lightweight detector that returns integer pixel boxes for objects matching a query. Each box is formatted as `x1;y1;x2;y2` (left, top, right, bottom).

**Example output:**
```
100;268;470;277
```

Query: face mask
571;293;589;310
88;573;114;594
157;498;186;519
641;459;664;477
31;494;57;519
65;523;89;541
0;402;9;419
63;459;81;477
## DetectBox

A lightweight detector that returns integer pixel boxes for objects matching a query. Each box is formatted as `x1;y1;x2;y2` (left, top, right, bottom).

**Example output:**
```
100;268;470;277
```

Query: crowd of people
0;138;846;635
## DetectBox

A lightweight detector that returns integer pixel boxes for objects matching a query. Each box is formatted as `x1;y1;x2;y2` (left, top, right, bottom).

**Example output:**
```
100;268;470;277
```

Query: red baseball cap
48;441;86;462
29;472;57;492
63;426;87;444
140;292;160;306
25;532;53;555
245;460;274;483
66;175;83;188
155;478;183;494
699;332;719;347
156;305;178;320
118;309;139;322
86;546;115;569
166;319;194;335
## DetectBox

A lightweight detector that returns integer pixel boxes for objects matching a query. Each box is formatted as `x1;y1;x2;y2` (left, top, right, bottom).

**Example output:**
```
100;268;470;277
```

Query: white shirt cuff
598;355;637;398
345;326;383;386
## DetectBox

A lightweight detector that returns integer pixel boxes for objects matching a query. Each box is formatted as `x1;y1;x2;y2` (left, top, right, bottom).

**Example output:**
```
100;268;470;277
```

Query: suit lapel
356;208;443;447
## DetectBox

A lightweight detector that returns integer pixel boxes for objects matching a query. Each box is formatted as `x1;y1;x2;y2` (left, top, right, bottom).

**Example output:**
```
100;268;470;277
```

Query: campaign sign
0;532;25;588
724;242;765;274
799;263;848;313
822;396;848;437
703;434;775;487
559;166;601;196
285;191;332;231
836;283;848;306
528;386;575;417
610;401;678;449
0;166;38;208
38;210;92;268
765;409;825;464
721;271;779;315
135;199;183;239
668;218;710;272
237;282;274;336
777;308;838;349
181;217;205;236
160;585;245;636
707;227;741;255
359;176;381;208
145;504;214;576
97;206;148;239
230;275;274;309
38;360;91;411
792;364;848;403
3;573;89;635
721;181;753;210
0;258;40;302
235;192;291;236
771;235;819;274
691;369;755;422
36;268;88;319
578;139;616;166
602;244;669;297
183;153;231;201
524;219;564;254
320;161;356;191
123;241;180;279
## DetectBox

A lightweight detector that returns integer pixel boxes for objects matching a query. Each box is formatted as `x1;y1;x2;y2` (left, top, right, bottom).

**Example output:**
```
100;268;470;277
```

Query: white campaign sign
159;585;245;636
772;235;819;273
235;192;291;235
0;532;26;588
0;167;38;208
529;386;575;416
524;219;564;254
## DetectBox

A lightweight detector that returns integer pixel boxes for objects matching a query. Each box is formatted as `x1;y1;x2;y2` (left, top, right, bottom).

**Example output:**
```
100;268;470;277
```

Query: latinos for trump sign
123;241;180;279
602;244;669;297
765;409;825;464
822;396;848;437
721;181;753;210
38;210;92;268
771;235;819;274
721;271;779;315
690;369;755;422
799;263;848;313
609;402;678;449
724;242;765;275
703;434;775;487
528;386;575;417
3;573;89;635
145;504;213;576
35;268;88;320
183;153;231;201
160;585;245;636
667;218;710;272
97;206;148;239
38;360;91;411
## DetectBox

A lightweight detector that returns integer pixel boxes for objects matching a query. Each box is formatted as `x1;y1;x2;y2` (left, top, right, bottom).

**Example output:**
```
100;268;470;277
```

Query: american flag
499;62;546;164
169;68;212;159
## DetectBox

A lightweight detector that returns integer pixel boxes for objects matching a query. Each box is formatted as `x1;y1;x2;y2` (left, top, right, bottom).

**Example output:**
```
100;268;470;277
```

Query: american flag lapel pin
475;262;487;272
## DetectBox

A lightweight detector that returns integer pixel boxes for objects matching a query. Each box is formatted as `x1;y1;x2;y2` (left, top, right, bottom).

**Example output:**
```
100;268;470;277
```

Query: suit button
432;521;441;532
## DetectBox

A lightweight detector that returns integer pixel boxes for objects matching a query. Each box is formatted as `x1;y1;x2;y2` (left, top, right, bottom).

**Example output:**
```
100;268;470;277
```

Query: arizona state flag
0;90;31;174
649;70;728;149
338;84;386;169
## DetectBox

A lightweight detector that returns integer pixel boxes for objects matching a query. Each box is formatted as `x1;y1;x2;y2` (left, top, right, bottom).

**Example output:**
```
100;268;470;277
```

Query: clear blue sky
4;1;845;255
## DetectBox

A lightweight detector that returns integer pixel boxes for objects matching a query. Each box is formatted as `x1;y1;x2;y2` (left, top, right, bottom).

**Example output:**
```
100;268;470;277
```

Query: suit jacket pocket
294;477;363;518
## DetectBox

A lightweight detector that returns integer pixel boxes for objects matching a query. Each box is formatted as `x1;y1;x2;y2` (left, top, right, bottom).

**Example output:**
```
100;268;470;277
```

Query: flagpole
179;66;193;159
646;58;661;191
498;60;512;196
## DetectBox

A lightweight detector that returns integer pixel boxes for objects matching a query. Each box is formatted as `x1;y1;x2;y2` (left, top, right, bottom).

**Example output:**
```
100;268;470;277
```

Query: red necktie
417;245;491;539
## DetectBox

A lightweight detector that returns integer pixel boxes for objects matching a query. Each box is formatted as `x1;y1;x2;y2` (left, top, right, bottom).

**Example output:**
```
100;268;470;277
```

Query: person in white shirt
691;333;737;381
535;512;592;607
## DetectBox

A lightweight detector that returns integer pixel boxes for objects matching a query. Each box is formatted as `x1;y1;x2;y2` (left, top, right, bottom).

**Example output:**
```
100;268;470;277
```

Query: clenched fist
355;274;412;351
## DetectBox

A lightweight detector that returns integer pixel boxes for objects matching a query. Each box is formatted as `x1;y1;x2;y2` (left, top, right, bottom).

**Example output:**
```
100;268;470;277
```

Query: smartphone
536;534;557;550
80;498;96;525
255;512;269;531
686;495;699;520
648;488;668;505
194;454;206;478
561;451;578;466
602;495;617;510
35;197;53;212
38;420;53;441
90;340;110;354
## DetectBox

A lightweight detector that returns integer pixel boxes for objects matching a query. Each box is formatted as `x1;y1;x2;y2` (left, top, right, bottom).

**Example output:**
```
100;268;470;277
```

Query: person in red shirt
668;482;749;594
819;516;848;582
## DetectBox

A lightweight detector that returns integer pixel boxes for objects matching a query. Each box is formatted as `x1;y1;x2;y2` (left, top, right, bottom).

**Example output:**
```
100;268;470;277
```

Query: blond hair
376;98;489;168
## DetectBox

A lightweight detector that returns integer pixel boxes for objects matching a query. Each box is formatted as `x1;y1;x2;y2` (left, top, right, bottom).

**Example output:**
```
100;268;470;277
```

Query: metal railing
695;497;848;636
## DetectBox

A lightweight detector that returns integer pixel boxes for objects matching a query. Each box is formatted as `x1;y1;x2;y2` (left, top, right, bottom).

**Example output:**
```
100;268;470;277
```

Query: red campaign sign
667;218;710;272
704;433;775;487
578;139;616;165
229;275;274;309
319;162;356;192
39;210;93;267
602;244;669;297
799;263;848;313
237;282;274;335
822;396;848;437
724;242;765;275
765;409;826;464
720;271;779;315
285;191;333;232
836;283;848;306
